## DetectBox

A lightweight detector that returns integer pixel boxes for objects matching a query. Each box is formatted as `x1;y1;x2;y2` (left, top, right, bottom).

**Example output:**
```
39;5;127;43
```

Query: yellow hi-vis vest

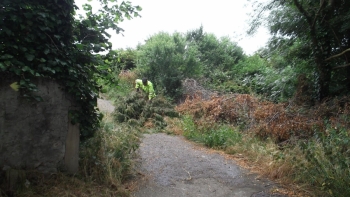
135;79;156;100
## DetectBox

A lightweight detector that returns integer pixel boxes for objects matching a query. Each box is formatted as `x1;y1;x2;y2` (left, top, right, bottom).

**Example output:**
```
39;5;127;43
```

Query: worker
135;78;156;101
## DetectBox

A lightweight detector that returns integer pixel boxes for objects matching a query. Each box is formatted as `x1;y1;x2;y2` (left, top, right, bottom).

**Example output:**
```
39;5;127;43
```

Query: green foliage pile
0;0;141;139
113;92;179;131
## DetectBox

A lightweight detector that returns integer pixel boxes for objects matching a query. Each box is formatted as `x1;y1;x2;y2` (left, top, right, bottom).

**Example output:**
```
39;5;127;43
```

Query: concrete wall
0;78;79;173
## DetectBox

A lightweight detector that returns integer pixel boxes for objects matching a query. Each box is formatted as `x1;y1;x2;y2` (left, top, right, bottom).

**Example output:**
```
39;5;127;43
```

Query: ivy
0;0;141;140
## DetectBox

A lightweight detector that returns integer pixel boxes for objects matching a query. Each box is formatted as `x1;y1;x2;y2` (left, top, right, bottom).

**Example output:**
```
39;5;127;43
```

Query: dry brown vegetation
175;90;350;197
176;93;350;143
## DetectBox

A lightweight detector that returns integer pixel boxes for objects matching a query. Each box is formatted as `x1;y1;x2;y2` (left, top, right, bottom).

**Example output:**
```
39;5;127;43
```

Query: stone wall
0;78;79;173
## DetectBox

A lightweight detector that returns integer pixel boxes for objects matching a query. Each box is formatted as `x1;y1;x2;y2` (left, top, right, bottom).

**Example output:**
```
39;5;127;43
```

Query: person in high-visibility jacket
135;78;156;101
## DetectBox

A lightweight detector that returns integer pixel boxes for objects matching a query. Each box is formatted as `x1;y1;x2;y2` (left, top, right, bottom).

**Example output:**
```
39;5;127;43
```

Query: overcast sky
75;0;270;55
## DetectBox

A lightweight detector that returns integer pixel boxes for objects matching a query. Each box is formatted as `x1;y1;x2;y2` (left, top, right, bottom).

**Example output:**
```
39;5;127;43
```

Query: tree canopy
250;0;350;100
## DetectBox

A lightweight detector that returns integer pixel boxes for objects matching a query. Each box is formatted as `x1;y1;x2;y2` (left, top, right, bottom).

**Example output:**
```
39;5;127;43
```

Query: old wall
0;78;79;173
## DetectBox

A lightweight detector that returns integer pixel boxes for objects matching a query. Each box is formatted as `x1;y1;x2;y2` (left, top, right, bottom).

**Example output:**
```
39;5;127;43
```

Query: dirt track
97;98;288;197
131;133;287;197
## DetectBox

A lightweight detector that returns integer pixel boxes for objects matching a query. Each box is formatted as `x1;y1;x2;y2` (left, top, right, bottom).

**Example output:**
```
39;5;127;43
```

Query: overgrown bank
174;92;350;197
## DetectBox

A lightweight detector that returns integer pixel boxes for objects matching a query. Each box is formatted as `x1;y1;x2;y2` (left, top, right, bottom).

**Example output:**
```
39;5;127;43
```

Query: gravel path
132;133;287;197
97;99;287;197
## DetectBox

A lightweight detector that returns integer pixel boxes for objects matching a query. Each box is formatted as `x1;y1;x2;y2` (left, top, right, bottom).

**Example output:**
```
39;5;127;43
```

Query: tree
250;0;350;100
137;32;201;100
0;0;141;139
185;27;245;92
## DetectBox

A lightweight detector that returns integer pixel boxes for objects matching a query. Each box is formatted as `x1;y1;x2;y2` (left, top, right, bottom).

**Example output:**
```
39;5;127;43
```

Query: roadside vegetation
7;114;140;197
1;0;350;197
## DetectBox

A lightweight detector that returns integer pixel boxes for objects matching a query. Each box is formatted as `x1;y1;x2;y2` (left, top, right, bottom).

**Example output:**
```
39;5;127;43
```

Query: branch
325;48;350;61
293;0;312;25
332;63;350;70
312;0;325;28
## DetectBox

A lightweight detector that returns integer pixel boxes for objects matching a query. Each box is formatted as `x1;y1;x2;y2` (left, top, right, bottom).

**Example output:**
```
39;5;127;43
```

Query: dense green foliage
135;27;246;99
185;26;246;92
250;0;350;101
136;32;201;99
0;0;141;139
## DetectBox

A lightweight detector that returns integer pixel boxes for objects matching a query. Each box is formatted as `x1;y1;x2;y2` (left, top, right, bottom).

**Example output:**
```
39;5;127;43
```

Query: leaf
10;82;20;91
0;54;14;59
25;54;35;61
20;47;28;52
0;63;5;71
136;6;142;11
44;49;50;55
76;44;84;50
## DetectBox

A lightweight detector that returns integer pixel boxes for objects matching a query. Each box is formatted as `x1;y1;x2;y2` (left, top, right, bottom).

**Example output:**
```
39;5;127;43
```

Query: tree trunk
293;0;331;100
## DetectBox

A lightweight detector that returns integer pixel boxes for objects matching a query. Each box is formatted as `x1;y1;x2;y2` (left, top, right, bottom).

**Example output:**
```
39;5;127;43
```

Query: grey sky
75;0;270;55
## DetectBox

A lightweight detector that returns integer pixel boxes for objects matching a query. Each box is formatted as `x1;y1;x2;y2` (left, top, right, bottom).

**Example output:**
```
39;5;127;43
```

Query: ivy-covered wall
0;78;79;173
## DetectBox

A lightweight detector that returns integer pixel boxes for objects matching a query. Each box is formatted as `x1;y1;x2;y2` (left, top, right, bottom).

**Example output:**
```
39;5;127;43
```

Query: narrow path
132;133;287;197
97;99;288;197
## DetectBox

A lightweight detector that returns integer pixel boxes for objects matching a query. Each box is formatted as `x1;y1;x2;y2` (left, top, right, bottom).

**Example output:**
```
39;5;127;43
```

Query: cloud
75;0;270;55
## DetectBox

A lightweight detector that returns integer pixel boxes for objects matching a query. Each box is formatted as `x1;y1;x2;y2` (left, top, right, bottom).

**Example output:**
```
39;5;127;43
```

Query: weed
80;118;140;185
181;115;242;149
203;125;242;148
296;125;350;197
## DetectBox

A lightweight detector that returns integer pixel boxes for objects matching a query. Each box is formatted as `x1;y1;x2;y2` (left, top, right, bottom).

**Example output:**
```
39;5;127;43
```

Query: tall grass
295;125;350;197
181;115;241;149
80;113;140;185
